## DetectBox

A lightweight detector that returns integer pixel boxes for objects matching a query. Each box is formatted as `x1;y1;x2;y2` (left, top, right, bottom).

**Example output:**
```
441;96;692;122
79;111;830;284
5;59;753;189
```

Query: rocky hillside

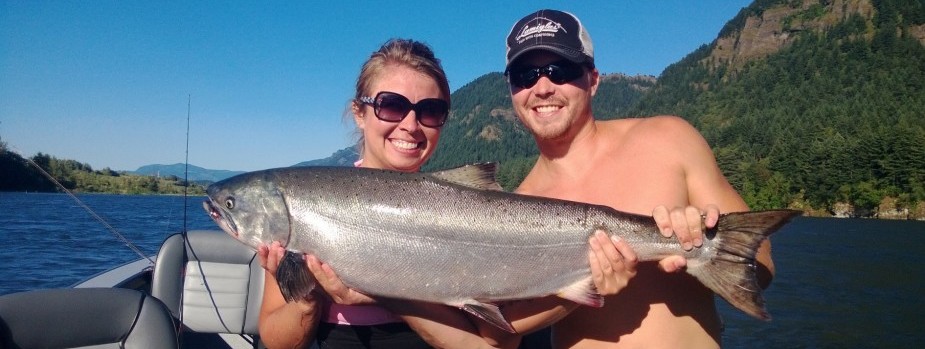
710;0;924;72
633;0;925;218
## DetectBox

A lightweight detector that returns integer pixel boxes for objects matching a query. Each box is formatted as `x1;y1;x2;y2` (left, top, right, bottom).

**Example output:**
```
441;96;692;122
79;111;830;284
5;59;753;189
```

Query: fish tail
688;209;801;320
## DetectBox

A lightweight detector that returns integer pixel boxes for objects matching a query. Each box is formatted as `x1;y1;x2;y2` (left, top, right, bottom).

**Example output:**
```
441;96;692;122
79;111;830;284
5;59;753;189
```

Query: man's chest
529;165;689;215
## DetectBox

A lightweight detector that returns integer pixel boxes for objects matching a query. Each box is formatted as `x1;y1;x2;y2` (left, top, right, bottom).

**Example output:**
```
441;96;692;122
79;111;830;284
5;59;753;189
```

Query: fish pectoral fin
459;300;516;333
557;277;604;307
277;251;317;303
429;163;504;191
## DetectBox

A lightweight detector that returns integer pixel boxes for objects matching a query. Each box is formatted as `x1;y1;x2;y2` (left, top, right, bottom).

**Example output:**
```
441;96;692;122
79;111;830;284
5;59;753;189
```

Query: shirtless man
494;9;774;348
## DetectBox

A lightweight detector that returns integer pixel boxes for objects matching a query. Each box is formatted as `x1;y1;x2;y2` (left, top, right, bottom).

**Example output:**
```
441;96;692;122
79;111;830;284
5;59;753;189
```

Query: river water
1;192;923;347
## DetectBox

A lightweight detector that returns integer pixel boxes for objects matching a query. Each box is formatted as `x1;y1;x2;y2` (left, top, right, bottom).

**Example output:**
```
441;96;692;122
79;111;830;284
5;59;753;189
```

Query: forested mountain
631;0;925;216
421;72;537;185
426;0;925;218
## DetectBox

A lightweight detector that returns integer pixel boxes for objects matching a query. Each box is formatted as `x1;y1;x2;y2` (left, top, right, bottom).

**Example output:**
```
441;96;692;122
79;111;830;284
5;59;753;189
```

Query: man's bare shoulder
605;115;695;137
599;116;708;153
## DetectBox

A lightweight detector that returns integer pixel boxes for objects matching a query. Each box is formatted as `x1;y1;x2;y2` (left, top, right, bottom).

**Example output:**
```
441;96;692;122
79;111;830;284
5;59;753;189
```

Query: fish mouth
203;199;239;238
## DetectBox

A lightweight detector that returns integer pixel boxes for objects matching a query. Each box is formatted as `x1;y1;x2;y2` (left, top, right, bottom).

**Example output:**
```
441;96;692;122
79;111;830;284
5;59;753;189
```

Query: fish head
203;170;291;250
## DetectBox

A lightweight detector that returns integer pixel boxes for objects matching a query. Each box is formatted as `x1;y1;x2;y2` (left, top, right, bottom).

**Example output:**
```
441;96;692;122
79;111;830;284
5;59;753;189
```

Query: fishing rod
176;94;236;334
183;94;191;233
179;94;191;332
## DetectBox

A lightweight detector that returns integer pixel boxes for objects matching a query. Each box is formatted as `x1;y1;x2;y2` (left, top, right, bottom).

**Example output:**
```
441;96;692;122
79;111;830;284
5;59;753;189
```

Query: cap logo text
514;17;566;43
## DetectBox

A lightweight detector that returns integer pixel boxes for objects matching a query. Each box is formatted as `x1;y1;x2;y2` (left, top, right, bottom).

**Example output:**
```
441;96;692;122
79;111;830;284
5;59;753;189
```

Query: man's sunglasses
506;60;586;89
359;91;449;128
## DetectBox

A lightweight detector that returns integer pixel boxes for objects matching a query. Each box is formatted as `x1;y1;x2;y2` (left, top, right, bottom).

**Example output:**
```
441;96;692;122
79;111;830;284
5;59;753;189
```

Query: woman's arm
257;243;321;349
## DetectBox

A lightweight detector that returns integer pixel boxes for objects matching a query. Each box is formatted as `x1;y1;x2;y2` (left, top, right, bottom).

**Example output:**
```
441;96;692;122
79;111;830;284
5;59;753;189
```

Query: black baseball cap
505;9;594;70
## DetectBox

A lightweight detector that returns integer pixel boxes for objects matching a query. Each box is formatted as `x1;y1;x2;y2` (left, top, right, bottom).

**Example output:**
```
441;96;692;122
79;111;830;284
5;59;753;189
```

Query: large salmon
203;163;799;332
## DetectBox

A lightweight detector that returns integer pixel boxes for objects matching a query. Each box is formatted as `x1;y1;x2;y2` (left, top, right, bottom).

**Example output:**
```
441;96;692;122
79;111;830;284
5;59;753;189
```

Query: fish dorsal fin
429;163;503;191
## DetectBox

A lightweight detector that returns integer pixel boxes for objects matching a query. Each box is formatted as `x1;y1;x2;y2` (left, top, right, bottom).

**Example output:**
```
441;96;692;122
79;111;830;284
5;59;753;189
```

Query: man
496;9;773;348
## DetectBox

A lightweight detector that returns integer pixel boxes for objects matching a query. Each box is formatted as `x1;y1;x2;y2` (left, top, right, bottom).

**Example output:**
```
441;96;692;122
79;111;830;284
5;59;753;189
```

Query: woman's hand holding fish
306;254;377;305
652;204;720;273
257;241;286;276
588;230;638;295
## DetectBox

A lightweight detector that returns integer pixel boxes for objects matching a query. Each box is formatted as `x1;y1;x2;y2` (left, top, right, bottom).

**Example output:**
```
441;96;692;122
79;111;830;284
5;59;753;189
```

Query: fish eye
224;198;235;209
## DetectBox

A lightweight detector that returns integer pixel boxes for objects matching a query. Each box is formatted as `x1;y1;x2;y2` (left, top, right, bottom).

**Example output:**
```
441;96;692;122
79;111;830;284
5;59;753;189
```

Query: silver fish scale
271;167;692;303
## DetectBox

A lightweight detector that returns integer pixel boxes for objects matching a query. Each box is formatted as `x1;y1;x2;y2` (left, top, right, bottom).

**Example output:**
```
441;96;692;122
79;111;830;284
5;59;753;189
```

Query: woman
257;38;452;349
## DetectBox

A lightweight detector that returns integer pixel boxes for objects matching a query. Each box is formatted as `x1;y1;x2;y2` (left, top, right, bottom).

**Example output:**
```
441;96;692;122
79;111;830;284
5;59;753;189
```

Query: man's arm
671;116;775;287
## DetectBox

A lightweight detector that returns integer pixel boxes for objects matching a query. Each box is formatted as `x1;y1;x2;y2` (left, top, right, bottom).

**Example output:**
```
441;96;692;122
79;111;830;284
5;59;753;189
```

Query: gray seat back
0;288;178;349
151;230;264;335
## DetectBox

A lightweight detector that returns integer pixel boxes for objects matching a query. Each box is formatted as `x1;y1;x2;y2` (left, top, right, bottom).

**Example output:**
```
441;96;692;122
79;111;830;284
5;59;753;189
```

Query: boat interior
0;230;266;349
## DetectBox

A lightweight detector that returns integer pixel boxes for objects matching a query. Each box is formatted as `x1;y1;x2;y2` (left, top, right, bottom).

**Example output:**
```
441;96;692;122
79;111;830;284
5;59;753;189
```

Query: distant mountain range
132;164;247;183
292;146;359;167
133;146;359;183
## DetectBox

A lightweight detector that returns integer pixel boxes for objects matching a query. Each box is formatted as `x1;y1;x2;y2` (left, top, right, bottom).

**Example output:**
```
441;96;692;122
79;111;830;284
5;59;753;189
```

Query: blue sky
1;1;752;172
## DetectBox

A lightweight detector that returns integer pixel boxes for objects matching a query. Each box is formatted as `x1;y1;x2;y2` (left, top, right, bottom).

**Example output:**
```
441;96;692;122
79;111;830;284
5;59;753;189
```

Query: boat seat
0;287;178;349
151;230;264;345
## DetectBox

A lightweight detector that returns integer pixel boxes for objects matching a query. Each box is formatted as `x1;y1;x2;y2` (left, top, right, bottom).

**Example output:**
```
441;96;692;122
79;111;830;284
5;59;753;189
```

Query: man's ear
588;68;601;97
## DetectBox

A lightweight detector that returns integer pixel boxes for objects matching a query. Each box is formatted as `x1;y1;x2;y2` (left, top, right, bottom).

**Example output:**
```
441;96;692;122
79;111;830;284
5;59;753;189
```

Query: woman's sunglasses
505;60;586;89
359;91;449;128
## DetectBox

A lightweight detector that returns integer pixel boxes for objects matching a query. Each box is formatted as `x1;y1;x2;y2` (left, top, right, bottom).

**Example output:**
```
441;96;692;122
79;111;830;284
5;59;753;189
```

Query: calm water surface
0;192;214;293
1;192;923;347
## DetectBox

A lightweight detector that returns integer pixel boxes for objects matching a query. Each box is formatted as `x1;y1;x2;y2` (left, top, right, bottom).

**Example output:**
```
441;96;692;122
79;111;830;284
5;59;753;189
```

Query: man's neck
534;117;600;177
